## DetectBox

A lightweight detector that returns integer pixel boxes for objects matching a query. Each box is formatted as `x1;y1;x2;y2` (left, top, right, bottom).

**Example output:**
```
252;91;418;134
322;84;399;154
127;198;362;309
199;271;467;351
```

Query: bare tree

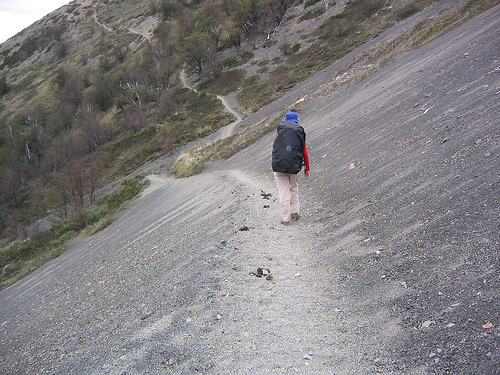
17;105;49;163
0;167;23;202
54;157;102;218
76;105;112;153
121;105;145;134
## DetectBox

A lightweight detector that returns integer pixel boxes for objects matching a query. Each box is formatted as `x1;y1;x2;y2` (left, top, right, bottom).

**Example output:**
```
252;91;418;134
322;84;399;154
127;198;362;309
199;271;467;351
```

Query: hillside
0;0;498;374
1;0;454;247
1;0;460;286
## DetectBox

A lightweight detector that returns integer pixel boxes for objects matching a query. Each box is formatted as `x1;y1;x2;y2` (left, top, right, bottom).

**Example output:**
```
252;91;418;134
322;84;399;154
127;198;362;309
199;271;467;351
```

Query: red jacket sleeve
303;142;310;172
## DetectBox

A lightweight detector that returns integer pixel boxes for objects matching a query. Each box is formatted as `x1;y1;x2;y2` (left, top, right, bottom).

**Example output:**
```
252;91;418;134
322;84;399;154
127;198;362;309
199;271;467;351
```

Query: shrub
240;51;254;63
299;7;325;21
105;176;147;210
222;56;241;68
257;59;269;67
0;75;7;96
304;0;322;8
263;39;278;48
59;218;82;232
393;3;420;20
85;204;110;226
291;43;302;54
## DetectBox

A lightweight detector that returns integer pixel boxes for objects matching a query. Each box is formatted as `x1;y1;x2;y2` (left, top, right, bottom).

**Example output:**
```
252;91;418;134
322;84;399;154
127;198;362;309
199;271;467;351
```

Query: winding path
181;68;244;140
91;6;155;43
93;13;112;32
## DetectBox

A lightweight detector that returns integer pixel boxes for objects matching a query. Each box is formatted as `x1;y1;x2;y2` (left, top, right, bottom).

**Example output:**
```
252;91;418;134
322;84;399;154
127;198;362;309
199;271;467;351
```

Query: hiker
271;111;310;225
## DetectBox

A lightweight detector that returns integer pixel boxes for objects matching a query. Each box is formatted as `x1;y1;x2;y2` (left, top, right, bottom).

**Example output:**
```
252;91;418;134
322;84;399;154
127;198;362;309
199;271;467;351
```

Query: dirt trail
91;5;156;42
181;68;244;140
93;13;112;33
216;95;243;138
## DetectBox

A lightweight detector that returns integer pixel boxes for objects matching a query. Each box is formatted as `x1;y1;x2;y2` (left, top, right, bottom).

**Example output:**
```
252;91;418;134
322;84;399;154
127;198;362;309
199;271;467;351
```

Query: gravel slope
0;2;499;374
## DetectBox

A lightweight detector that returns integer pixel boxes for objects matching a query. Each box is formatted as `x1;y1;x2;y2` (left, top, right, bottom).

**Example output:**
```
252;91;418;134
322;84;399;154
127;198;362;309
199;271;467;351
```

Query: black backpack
271;121;306;174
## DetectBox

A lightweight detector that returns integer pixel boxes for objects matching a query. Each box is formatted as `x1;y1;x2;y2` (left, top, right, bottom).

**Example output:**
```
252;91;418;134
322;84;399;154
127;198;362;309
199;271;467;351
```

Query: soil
0;1;498;374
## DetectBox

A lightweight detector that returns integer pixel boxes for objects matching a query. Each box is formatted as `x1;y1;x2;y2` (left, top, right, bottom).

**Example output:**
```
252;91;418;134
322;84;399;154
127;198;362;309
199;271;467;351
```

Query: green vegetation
299;7;326;21
197;69;246;95
304;0;323;9
172;114;283;178
0;176;149;289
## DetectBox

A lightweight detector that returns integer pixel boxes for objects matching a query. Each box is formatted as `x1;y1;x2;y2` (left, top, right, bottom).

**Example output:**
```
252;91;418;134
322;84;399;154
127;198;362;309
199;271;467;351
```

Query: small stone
421;320;435;328
216;314;222;320
482;322;493;329
140;311;153;320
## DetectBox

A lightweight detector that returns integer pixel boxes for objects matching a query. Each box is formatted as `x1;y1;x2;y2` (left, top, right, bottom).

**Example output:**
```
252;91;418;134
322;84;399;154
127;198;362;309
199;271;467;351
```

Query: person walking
271;111;310;225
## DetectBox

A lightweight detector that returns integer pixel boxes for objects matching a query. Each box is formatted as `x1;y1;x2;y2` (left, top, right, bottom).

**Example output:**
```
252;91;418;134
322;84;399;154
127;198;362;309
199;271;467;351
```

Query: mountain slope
2;0;456;277
0;2;498;374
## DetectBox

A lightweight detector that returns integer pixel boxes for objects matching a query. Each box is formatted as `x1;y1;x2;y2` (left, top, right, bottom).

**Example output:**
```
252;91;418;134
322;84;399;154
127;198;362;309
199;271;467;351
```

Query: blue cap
284;112;299;122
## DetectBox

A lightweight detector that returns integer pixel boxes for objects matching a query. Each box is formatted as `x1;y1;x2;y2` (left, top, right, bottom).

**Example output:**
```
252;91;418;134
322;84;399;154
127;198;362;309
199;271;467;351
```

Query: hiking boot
291;213;300;221
281;220;291;226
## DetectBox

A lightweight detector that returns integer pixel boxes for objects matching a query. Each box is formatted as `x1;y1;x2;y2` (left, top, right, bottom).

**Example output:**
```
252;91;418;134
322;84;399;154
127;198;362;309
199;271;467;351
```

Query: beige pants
274;172;300;222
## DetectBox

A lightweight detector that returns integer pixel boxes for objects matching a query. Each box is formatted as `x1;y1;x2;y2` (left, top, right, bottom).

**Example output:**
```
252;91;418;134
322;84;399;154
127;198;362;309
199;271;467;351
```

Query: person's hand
305;170;310;179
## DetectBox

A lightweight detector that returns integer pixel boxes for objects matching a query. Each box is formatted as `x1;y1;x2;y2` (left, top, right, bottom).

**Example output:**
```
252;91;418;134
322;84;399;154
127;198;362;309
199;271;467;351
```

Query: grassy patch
99;125;165;179
196;69;246;95
304;0;323;8
0;176;149;290
318;0;500;96
299;7;326;21
172;113;283;178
